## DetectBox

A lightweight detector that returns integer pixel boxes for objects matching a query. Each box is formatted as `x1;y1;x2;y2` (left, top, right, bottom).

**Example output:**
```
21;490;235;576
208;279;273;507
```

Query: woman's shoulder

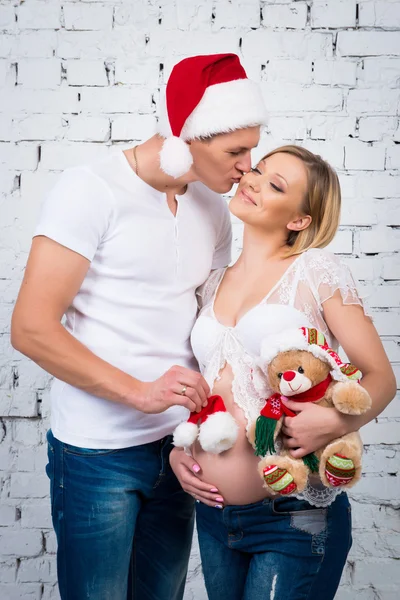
302;247;343;265
300;247;364;307
300;248;350;277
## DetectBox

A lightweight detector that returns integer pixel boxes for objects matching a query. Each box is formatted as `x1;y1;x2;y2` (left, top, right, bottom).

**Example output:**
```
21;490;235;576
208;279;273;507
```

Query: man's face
188;127;261;194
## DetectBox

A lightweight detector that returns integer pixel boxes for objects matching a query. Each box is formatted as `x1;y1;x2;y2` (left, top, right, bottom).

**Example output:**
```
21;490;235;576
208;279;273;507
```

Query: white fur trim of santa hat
173;421;199;449
259;329;350;383
157;79;267;178
198;411;239;455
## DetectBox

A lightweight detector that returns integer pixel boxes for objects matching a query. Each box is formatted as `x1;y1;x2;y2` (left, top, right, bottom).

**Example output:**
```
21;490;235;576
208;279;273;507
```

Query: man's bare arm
11;237;209;414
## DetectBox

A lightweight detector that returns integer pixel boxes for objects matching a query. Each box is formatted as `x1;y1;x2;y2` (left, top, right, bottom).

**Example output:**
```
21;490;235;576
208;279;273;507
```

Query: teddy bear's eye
277;372;283;379
298;366;304;374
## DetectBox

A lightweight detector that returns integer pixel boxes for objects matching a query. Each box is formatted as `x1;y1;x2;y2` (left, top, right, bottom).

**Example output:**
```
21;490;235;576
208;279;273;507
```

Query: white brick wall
0;1;399;599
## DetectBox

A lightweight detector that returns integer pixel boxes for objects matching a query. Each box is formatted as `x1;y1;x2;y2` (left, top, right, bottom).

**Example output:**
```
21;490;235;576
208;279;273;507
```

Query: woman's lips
240;189;257;206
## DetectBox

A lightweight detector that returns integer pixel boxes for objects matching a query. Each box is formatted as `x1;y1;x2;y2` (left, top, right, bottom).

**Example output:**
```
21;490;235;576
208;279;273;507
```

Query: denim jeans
196;492;352;600
45;429;195;600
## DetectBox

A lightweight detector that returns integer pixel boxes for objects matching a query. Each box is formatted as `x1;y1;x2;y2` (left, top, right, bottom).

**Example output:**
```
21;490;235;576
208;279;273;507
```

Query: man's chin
210;181;234;194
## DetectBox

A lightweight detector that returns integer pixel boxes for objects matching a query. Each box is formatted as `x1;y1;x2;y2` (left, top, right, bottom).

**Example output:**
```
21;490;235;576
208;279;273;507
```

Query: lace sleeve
305;249;371;318
196;268;226;311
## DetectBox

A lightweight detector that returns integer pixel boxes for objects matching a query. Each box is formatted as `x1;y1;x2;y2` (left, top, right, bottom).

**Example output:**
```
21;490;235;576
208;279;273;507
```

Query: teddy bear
249;326;372;496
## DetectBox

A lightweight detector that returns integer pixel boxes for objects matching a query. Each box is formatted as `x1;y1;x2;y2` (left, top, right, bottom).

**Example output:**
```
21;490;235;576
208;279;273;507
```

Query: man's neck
123;135;197;196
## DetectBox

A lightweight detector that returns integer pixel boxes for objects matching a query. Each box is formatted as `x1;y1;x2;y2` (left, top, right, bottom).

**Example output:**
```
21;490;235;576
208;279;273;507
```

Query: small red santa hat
259;327;362;383
158;53;267;178
173;395;239;454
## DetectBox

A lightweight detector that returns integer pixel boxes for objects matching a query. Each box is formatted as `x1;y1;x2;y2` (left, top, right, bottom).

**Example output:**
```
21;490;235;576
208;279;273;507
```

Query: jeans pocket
63;443;120;457
272;496;328;548
45;430;56;513
272;496;325;515
347;504;353;553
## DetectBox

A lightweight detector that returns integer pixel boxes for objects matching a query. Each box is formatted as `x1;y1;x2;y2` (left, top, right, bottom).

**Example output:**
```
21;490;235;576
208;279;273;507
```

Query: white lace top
190;248;368;507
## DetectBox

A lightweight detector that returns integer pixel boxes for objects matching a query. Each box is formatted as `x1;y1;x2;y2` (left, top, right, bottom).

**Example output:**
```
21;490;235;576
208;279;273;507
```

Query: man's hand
281;398;349;458
169;448;224;508
137;366;210;414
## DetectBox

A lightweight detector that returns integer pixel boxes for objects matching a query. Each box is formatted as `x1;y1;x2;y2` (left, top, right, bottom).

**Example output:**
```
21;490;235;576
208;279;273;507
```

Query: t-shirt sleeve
212;199;232;270
34;167;114;262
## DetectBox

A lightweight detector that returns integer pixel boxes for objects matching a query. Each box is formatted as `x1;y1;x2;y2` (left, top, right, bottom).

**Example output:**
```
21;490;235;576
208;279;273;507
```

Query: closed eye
271;182;283;193
251;167;262;175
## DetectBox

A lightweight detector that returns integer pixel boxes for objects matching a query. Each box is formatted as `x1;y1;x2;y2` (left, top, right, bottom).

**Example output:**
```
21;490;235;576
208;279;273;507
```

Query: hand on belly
192;365;274;505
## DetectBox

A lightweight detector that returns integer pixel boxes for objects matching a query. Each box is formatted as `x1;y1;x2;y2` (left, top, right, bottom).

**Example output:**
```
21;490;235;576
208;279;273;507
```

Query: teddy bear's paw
332;381;372;415
325;454;356;487
263;465;297;495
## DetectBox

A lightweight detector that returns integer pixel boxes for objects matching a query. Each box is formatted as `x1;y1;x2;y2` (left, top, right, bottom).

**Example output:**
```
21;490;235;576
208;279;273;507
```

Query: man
11;54;266;599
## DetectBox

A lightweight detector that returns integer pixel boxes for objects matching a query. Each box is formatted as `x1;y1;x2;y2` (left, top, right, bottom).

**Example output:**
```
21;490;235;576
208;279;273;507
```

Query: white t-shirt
34;150;232;449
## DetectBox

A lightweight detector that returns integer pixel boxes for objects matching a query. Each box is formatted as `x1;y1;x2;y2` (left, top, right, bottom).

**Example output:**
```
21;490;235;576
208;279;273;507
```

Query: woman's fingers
168;447;224;508
185;485;224;508
288;447;308;459
181;469;221;494
282;435;313;458
178;466;225;507
281;424;293;437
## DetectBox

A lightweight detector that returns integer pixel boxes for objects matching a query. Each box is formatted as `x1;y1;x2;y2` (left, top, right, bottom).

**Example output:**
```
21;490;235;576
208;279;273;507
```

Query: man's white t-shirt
34;150;232;449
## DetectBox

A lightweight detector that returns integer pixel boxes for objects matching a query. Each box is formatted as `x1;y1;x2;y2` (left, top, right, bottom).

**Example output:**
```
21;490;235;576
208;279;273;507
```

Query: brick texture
0;1;399;599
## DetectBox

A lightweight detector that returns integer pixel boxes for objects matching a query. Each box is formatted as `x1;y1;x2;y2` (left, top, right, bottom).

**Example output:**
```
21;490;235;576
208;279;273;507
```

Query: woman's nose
246;175;259;192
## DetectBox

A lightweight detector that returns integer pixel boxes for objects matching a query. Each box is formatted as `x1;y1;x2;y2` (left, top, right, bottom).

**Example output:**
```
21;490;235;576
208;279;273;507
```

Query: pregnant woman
170;145;396;600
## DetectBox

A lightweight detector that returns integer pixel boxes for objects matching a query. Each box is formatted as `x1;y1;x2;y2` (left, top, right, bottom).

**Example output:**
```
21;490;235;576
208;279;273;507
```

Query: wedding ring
180;385;187;396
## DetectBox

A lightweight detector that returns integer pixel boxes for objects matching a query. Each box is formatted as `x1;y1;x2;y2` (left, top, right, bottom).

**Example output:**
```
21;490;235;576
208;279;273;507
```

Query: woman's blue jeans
196;492;352;600
46;429;195;600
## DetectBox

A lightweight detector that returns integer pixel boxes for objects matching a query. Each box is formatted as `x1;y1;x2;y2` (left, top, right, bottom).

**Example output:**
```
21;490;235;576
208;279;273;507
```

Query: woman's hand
169;447;225;508
281;399;349;458
281;297;397;459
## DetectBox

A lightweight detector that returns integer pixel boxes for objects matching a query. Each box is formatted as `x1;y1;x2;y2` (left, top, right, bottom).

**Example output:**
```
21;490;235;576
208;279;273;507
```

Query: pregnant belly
192;365;274;506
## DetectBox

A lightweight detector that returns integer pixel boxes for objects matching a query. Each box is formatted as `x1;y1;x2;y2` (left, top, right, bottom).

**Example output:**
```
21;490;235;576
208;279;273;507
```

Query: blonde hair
261;145;341;257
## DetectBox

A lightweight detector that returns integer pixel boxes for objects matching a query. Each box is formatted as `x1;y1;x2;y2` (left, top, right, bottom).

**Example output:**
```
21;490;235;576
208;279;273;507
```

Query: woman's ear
287;215;312;232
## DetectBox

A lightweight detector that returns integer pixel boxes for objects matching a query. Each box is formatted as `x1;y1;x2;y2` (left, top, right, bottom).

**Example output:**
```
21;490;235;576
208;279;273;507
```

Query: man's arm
11;236;208;414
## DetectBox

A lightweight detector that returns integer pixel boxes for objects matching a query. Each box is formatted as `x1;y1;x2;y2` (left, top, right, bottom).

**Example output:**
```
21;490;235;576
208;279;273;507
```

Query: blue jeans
46;429;195;600
196;492;352;600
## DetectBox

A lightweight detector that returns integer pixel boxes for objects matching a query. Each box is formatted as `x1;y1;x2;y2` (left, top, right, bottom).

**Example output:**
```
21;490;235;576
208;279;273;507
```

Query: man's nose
236;151;252;174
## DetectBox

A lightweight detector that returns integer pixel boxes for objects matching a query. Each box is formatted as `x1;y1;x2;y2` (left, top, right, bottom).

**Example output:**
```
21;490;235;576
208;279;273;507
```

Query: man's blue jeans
46;429;195;600
196;492;352;600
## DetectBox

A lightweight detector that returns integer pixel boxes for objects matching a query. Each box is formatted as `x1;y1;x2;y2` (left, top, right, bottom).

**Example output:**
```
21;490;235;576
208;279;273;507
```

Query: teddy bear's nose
282;371;296;382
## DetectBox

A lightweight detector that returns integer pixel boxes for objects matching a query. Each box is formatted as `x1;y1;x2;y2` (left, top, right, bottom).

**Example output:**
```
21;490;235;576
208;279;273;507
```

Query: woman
170;145;396;600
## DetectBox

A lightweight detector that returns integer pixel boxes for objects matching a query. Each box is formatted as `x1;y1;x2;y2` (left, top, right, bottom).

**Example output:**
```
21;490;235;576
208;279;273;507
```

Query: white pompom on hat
158;53;267;178
173;394;239;454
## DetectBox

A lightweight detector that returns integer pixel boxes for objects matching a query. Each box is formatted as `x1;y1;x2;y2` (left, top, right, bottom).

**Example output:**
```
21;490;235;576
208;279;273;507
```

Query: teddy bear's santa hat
259;327;361;383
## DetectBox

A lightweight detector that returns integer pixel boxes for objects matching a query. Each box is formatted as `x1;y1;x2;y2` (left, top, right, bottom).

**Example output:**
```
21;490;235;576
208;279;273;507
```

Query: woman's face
229;152;310;234
188;127;260;194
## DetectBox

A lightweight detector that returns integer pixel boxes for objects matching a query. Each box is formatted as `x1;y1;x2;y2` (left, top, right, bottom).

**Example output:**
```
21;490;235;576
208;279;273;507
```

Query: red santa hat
260;327;362;383
158;53;267;178
173;395;239;454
